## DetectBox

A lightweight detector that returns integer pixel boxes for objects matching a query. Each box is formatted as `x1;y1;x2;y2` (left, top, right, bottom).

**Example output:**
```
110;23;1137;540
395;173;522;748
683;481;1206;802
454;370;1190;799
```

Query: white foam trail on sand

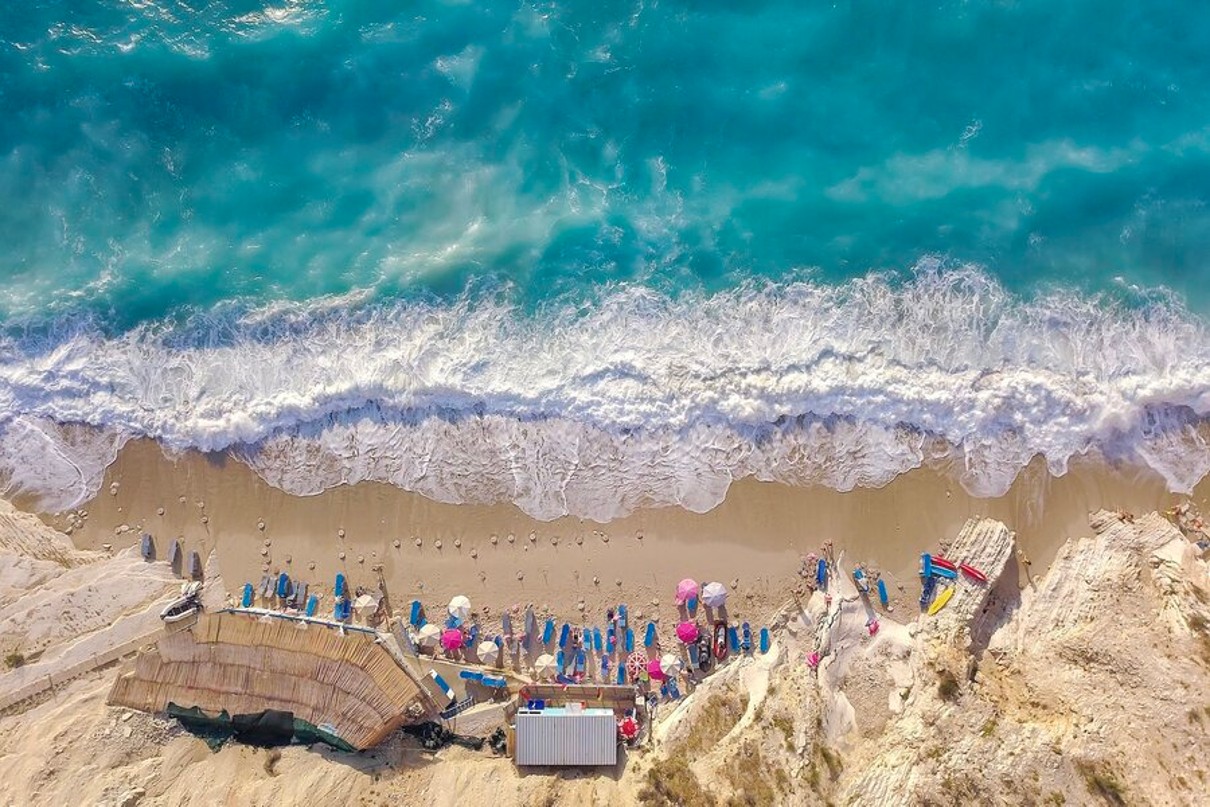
2;265;1209;518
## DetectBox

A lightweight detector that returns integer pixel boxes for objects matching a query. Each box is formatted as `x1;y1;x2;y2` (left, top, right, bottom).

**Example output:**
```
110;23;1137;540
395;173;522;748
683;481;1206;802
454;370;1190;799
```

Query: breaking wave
2;265;1209;519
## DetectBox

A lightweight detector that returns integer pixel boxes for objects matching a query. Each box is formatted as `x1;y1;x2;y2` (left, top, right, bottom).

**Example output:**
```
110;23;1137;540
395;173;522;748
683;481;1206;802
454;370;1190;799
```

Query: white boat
160;581;202;623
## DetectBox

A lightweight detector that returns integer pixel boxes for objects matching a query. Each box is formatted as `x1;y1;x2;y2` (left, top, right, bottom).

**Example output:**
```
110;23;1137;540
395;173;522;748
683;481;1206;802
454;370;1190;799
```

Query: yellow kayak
927;585;954;616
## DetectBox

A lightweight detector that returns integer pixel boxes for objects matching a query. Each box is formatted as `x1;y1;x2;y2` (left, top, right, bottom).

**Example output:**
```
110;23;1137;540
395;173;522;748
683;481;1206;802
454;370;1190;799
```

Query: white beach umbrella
478;641;500;665
417;623;442;647
660;653;684;678
701;581;728;608
353;593;376;614
448;595;472;622
534;653;558;680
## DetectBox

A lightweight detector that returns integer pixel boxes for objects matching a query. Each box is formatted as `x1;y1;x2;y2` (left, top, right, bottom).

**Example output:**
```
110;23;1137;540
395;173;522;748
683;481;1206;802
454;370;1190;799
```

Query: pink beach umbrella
675;578;699;605
647;657;665;680
676;621;699;643
441;628;463;652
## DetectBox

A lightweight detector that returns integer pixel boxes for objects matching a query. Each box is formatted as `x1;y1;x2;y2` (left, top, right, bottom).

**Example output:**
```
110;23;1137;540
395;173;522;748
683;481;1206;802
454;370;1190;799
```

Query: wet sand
39;439;1201;645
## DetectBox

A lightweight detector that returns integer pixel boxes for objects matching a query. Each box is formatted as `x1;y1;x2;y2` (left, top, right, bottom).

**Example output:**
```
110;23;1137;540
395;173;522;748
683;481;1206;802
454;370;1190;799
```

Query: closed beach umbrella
534;653;558;680
626;650;648;681
417;623;442;647
448;595;472;622
702;581;728;608
660;653;684;677
478;640;500;665
676;621;699;643
647;657;665;680
441;628;464;652
675;578;698;605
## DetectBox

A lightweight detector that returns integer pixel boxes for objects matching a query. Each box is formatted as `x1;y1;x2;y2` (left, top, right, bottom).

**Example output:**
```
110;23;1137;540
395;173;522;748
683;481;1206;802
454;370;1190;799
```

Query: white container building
514;706;618;767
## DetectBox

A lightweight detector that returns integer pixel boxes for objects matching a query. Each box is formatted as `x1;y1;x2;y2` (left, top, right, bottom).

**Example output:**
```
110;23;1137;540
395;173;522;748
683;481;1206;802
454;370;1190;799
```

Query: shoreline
33;440;1205;642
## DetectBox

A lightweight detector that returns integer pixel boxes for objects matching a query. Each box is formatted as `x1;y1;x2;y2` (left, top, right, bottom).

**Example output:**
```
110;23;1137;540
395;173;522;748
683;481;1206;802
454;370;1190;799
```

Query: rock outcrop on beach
630;510;1209;807
0;506;1207;806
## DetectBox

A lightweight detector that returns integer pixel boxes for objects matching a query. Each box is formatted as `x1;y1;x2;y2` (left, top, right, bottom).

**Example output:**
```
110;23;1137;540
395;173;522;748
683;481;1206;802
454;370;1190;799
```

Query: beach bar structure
108;612;436;750
515;707;618;767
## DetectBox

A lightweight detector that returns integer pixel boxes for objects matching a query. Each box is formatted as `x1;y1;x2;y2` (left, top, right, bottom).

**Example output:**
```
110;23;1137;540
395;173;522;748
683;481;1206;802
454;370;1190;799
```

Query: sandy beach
43;439;1202;651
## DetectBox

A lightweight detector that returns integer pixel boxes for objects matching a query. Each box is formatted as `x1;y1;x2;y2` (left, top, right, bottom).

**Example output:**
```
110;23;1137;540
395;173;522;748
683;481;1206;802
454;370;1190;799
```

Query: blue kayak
625;628;634;653
335;573;346;599
759;627;770;654
921;553;933;578
305;594;318;617
877;578;890;607
241;583;253;608
593;627;603;652
728;626;740;652
543;618;555;644
932;565;958;580
559;623;570;648
275;572;290;598
644;622;656;647
816;558;828;588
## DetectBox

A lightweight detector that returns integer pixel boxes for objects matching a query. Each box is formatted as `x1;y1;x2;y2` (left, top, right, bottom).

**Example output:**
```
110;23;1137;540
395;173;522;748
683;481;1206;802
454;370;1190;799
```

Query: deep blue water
2;1;1210;518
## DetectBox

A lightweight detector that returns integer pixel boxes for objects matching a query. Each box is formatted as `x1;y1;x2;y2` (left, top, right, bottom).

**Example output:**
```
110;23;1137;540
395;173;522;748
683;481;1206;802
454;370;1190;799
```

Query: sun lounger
618;604;628;632
458;670;485;682
558;623;570;648
593;627;603;652
625;628;634;653
481;675;508;689
759;628;770;654
543;618;555;644
728;626;740;652
335;573;346;599
616;665;625;684
409;600;423;627
305;594;318;617
241;583;253;608
644;622;656;647
741;622;752;652
606;627;616;654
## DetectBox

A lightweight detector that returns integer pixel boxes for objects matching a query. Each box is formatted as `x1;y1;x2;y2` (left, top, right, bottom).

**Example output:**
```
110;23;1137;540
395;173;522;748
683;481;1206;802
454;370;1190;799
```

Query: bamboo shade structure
109;613;434;749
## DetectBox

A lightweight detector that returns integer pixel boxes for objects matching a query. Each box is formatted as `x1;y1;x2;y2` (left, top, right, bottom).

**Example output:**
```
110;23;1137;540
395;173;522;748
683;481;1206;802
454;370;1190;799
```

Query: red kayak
959;562;988;583
713;620;729;661
932;556;958;572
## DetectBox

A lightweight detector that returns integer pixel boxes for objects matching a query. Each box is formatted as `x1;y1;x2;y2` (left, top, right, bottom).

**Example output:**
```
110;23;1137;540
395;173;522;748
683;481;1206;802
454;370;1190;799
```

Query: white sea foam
2;264;1209;519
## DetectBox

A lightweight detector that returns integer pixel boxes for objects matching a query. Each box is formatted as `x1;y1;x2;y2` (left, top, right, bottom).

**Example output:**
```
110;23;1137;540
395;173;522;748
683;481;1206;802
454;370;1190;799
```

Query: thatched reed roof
109;612;433;749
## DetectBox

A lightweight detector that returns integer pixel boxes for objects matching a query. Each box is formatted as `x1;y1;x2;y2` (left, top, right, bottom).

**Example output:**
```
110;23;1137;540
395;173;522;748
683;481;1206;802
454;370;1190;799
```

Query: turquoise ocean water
2;1;1210;518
